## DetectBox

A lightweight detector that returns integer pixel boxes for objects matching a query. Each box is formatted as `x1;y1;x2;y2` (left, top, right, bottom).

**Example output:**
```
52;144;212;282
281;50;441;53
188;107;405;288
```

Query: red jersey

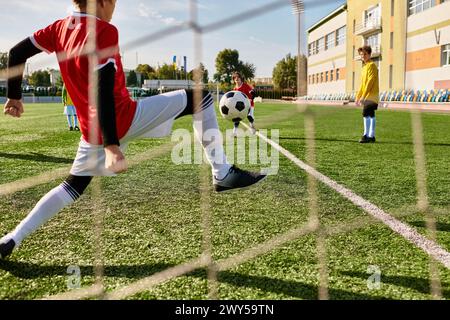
233;82;254;107
31;12;137;145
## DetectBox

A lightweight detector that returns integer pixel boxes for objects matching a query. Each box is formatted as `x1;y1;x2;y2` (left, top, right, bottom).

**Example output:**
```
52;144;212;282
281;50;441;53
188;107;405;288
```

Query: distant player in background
355;45;379;143
232;71;256;136
62;84;79;131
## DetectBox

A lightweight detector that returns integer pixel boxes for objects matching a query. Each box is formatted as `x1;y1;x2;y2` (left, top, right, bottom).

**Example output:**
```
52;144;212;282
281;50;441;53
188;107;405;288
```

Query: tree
127;70;138;87
0;52;8;70
214;49;255;85
28;70;51;87
188;63;209;84
55;75;64;88
272;54;298;90
156;63;177;80
136;64;155;81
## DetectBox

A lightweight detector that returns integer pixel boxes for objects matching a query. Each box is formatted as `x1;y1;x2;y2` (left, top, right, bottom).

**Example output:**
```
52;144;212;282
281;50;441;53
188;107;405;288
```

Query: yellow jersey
356;61;379;103
62;85;74;106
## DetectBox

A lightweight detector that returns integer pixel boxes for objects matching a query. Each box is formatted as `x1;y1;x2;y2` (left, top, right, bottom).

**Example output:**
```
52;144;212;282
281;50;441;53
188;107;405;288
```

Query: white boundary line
243;123;450;269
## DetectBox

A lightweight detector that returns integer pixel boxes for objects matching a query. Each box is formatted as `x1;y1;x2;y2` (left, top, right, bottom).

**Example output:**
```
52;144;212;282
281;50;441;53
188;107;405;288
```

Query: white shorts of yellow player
64;105;76;116
70;90;187;176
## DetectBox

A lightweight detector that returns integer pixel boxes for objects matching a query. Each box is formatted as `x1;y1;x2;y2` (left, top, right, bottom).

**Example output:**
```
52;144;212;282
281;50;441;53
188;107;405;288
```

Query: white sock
10;183;77;245
363;117;370;136
192;95;231;180
369;117;376;138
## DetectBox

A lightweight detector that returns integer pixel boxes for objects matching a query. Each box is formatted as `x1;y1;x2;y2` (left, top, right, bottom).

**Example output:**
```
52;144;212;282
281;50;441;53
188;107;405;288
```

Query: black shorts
362;100;378;117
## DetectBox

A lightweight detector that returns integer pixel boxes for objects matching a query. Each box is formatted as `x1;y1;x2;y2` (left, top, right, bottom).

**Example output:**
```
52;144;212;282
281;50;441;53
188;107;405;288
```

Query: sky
0;0;345;78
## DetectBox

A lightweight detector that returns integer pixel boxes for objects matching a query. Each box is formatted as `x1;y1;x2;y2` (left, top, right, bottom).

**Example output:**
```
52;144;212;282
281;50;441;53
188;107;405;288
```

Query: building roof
307;3;347;33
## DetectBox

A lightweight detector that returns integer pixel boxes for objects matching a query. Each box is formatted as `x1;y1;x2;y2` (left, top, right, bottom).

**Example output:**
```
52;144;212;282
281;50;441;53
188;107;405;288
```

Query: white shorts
64;105;76;116
70;90;187;176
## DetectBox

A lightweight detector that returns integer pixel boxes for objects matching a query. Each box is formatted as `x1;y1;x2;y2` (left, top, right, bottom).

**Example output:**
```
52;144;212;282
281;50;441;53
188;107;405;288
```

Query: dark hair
73;0;87;7
358;45;372;55
232;71;244;82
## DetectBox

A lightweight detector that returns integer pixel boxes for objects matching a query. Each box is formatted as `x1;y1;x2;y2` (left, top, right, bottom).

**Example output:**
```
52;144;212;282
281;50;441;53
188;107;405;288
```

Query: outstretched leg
177;90;231;180
178;90;266;192
0;175;92;258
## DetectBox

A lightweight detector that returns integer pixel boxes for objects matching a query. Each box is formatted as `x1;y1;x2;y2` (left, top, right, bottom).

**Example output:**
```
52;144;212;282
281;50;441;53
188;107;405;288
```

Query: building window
326;31;336;50
353;19;356;33
330;70;334;81
317;37;325;53
365;5;380;26
336;26;346;46
391;0;395;16
390;32;394;49
408;0;436;15
389;65;393;89
320;73;323;83
365;34;380;53
325;71;329;82
336;68;340;80
442;44;450;66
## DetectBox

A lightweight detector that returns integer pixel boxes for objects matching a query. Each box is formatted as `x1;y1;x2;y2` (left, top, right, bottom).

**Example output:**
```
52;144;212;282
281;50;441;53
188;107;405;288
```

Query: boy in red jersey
232;71;256;135
0;0;266;259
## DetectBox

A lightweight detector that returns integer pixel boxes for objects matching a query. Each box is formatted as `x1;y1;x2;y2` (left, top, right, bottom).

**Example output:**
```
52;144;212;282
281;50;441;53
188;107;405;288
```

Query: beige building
307;4;347;95
307;0;450;96
405;0;450;90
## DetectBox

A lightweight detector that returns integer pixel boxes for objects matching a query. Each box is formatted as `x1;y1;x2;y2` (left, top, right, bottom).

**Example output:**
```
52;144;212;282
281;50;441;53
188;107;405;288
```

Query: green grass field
0;102;449;300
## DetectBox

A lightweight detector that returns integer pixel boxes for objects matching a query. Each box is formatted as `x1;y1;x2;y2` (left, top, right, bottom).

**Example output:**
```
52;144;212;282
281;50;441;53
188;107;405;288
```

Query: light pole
291;0;306;98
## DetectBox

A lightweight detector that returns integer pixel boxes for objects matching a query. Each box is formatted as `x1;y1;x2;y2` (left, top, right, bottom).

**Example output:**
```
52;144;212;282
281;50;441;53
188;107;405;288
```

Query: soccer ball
219;91;250;122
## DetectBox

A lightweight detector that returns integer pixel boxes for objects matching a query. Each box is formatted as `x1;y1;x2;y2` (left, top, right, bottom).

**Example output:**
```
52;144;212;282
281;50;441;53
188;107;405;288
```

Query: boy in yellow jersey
356;46;379;143
62;84;79;131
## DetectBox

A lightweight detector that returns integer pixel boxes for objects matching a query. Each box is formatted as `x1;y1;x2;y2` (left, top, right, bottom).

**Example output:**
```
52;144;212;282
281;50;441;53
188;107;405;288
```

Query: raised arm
4;38;42;117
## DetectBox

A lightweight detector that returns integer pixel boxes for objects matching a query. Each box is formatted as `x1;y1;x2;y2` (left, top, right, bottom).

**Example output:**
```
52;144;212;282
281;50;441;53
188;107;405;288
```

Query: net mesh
0;0;447;300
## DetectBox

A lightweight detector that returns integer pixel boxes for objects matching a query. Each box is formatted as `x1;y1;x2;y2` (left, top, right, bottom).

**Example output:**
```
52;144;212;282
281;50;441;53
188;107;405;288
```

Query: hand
104;145;127;173
355;99;361;106
4;99;24;118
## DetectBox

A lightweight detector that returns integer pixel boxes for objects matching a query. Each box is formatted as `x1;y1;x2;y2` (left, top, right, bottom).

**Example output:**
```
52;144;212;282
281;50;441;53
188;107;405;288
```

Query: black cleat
213;165;266;192
69;126;74;131
0;238;15;259
369;136;376;143
74;126;80;131
359;135;370;143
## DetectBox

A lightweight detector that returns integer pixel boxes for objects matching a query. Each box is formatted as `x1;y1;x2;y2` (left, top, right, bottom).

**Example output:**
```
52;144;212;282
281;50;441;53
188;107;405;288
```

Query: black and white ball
219;91;250;122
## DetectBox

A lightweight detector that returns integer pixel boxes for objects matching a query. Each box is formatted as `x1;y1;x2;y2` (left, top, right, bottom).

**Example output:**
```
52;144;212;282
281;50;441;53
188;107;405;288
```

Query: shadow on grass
0;152;73;164
213;270;382;300
0;260;382;299
340;270;450;299
409;221;450;232
0;260;172;280
279;136;450;147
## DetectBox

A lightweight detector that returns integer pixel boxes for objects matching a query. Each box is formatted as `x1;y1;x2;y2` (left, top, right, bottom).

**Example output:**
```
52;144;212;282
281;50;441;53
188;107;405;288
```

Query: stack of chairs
379;89;449;103
306;89;449;103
